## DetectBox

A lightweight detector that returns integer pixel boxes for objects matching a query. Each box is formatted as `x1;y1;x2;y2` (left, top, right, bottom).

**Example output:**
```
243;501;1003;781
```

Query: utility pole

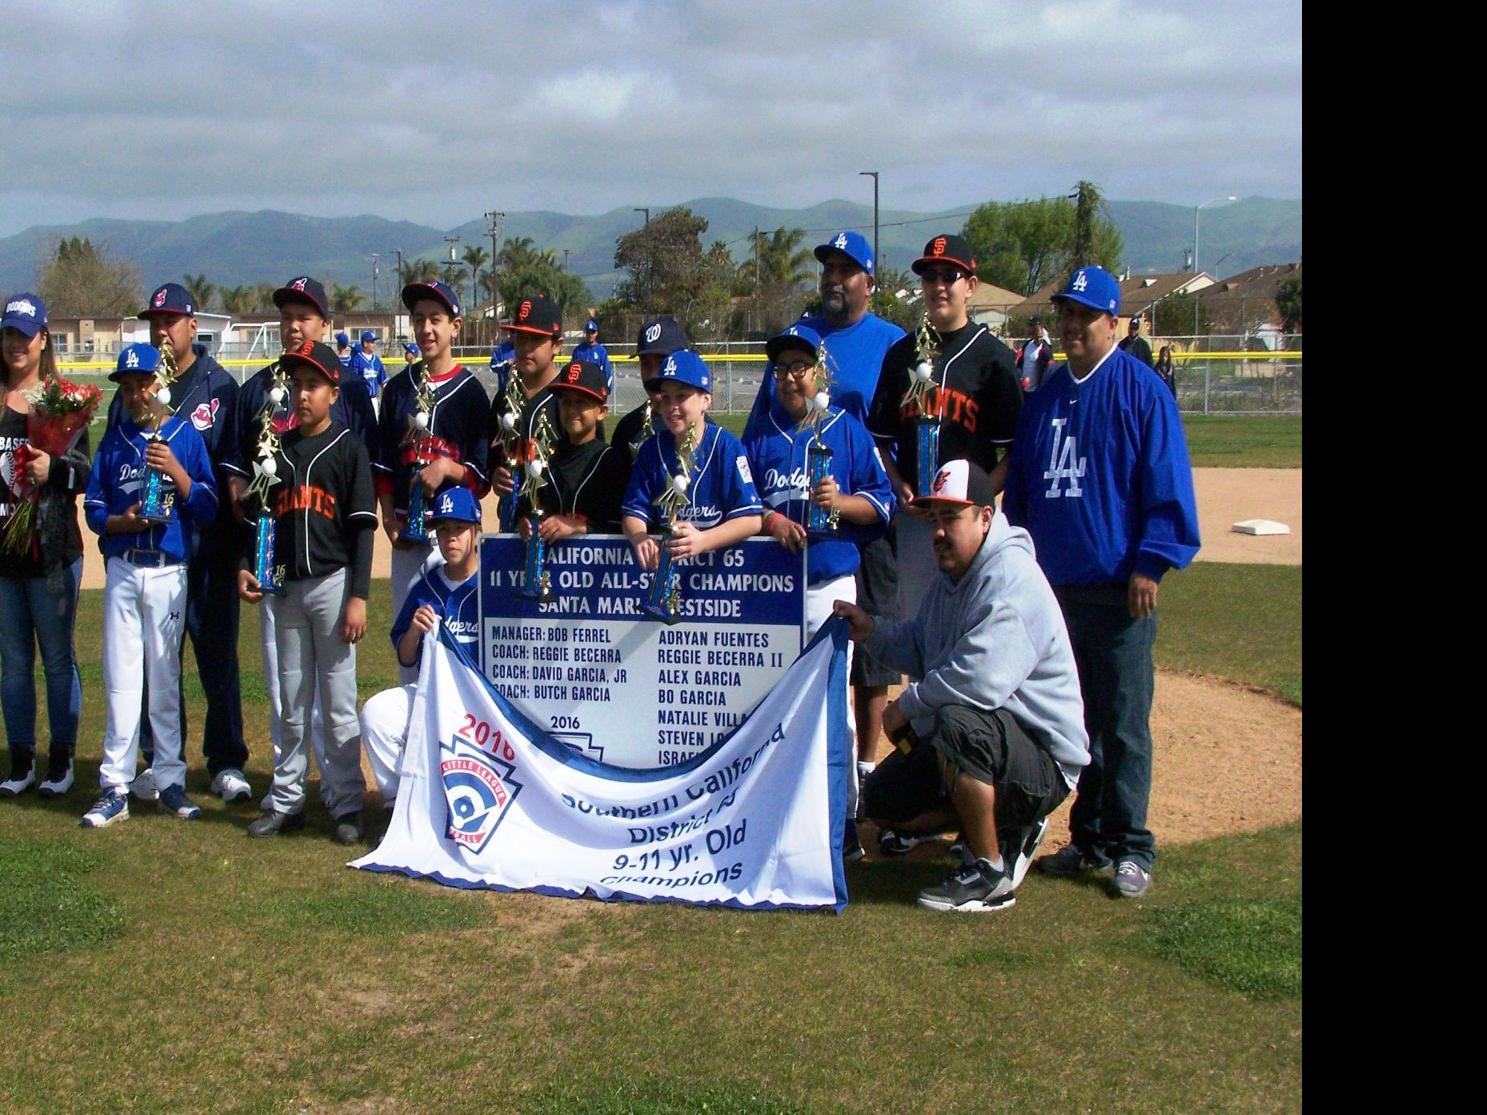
443;235;460;287
485;210;504;336
634;207;650;226
753;227;761;335
859;171;879;274
393;248;404;340
563;248;570;271
370;253;379;310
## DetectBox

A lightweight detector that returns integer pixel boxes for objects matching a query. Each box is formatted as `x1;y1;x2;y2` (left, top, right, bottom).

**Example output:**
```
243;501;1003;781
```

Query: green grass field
0;553;1301;1111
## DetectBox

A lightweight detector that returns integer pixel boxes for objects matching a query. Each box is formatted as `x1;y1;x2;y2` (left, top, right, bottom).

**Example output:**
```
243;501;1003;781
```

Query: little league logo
439;735;522;853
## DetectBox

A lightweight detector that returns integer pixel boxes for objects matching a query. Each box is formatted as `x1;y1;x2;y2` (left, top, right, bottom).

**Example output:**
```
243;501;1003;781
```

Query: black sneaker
38;750;74;798
917;860;1016;913
1003;816;1050;889
0;751;36;797
842;819;865;863
333;812;364;846
878;829;938;856
248;809;306;838
1034;842;1110;878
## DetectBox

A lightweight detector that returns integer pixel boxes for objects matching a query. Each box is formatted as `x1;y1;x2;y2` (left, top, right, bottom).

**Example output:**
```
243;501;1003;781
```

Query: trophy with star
516;410;560;602
397;367;440;544
138;341;181;524
246;361;289;595
640;422;699;623
800;340;840;535
492;373;526;533
904;312;944;498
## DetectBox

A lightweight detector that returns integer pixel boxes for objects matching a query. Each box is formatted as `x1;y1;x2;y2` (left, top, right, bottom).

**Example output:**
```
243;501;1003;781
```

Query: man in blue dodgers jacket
108;282;247;804
1004;265;1200;900
834;459;1089;913
84;343;219;828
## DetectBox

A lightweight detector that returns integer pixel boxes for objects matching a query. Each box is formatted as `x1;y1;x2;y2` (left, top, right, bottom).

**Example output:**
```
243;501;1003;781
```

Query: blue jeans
0;559;83;758
1058;594;1157;870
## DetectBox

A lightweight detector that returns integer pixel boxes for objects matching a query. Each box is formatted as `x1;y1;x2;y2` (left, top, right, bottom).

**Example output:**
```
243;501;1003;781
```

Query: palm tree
399;258;442;285
461;245;490;312
182;272;215;312
220;285;256;315
331;285;365;313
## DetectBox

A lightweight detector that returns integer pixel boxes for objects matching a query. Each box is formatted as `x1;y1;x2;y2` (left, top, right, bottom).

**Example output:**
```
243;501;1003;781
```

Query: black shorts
862;706;1068;833
850;532;901;688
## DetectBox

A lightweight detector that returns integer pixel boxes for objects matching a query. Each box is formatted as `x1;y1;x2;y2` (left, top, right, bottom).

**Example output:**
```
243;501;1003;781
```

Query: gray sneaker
917;860;1016;913
1111;859;1152;898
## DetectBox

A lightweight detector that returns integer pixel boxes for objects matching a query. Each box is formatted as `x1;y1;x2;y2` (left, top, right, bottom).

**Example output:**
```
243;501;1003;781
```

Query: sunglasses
920;267;966;285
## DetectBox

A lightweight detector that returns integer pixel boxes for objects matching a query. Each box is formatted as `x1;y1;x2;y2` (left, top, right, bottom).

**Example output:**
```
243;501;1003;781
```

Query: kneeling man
833;460;1089;912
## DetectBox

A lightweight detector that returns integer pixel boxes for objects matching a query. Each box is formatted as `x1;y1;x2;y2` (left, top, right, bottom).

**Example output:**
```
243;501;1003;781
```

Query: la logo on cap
125;348;140;368
440;494;454;514
662;355;677;376
1072;271;1088;292
834;233;848;250
932;236;947;257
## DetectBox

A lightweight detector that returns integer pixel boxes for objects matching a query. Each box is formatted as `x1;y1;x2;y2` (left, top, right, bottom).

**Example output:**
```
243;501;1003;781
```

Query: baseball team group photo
1;4;1301;1109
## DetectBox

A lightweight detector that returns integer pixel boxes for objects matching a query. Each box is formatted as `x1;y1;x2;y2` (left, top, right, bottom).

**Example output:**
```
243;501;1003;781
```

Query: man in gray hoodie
833;459;1089;912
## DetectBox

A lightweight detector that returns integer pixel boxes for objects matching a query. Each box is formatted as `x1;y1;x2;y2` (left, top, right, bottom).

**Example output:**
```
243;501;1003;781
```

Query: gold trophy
399;367;440;544
246;361;289;595
904;313;944;498
640;422;699;623
517;411;560;601
801;340;840;534
138;342;181;523
492;374;526;532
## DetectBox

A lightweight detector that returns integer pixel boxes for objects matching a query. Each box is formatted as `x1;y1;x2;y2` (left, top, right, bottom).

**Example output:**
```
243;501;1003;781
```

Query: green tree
182;273;215;312
1152;292;1214;337
331;285;365;313
36;237;142;317
1275;276;1301;332
219;285;256;315
869;266;919;332
614;207;735;332
488;240;591;326
399;258;443;285
461;245;491;313
961;189;1122;296
739;227;813;335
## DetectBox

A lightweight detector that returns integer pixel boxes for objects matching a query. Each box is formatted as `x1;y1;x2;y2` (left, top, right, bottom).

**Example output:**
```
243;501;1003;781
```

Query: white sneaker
0;756;35;797
38;759;75;798
129;767;159;801
210;768;252;803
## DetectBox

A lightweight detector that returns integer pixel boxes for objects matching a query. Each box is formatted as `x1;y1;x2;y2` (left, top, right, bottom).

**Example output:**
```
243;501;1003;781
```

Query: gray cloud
0;0;1300;235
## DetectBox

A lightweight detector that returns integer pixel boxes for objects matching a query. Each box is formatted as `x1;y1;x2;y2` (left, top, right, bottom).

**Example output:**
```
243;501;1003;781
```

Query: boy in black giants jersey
488;295;564;521
238;341;376;845
518;359;629;538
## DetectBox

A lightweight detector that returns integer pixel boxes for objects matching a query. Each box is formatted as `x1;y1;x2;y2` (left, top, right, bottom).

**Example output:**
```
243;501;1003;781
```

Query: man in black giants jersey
868;234;1022;617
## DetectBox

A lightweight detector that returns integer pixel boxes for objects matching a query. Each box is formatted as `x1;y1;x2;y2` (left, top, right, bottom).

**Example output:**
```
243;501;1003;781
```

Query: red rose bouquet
1;375;103;556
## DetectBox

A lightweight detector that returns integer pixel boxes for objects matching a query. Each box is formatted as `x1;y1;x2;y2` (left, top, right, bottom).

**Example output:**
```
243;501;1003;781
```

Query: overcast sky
0;0;1300;238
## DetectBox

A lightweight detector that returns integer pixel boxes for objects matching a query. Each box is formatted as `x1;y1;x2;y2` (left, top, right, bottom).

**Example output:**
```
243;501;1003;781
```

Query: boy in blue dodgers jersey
570;317;614;397
352;330;387;411
1004;265;1200;899
519;359;629;535
334;331;354;371
621;349;762;570
743;323;894;857
835;460;1089;913
109;282;246;805
223;276;379;805
359;486;482;808
82;343;219;827
741;232;906;793
238;341;377;844
376;279;490;639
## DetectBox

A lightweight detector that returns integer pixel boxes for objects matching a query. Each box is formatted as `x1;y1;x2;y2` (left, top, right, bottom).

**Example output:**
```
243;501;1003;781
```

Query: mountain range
0;196;1300;307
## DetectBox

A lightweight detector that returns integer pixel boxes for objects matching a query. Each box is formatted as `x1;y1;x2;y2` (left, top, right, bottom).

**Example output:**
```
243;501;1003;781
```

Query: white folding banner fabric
351;618;852;912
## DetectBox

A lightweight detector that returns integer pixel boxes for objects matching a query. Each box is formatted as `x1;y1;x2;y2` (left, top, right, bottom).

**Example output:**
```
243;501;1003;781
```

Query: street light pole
859;170;879;273
634;207;650;226
444;236;460;287
485;210;504;340
370;253;379;310
1193;196;1237;275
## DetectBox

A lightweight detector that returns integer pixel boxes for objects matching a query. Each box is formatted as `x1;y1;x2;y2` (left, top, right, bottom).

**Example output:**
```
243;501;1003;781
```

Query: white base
1231;518;1291;536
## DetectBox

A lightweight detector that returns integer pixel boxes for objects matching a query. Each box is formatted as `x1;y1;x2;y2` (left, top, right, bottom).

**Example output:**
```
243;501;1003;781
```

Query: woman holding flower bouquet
0;293;95;799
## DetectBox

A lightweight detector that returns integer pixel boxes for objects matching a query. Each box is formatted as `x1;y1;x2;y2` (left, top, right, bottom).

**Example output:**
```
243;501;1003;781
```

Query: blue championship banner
351;621;851;911
478;536;805;769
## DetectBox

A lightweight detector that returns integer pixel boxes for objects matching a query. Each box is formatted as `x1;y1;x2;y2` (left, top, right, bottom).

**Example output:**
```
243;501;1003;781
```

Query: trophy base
516;582;553;602
640;600;682;625
257;583;286;597
396;528;430;546
139;514;177;527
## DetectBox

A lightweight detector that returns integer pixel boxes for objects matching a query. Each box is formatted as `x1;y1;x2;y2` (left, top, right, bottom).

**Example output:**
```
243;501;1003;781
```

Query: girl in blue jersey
621;350;762;570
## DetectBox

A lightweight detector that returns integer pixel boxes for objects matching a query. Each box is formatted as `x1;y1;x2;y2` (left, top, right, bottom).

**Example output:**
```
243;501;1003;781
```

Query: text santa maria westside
480;536;805;769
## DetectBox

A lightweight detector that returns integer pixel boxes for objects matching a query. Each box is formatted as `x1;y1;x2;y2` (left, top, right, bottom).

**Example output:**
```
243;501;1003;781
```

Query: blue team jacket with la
622;421;762;530
84;415;219;564
1002;346;1201;586
390;563;480;665
352;350;387;398
744;403;895;584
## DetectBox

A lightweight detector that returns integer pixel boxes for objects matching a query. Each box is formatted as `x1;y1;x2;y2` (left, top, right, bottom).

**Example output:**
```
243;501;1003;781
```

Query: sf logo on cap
1072;271;1088;292
644;322;661;343
518;300;531;321
932;236;947;257
566;364;581;382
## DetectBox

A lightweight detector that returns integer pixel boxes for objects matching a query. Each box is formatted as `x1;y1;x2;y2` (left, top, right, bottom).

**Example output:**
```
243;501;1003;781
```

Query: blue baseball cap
655;349;711;392
402;279;462;318
335;331;350;347
404;341;420;355
584;318;599;333
1052;265;1122;316
360;329;377;343
427;485;481;526
140;282;195;319
110;342;162;381
766;323;822;362
2;292;47;337
814;230;874;275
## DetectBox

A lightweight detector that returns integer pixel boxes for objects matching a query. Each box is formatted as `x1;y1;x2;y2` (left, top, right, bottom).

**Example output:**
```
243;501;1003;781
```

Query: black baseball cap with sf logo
548;359;608;403
911;234;978;276
502;294;562;338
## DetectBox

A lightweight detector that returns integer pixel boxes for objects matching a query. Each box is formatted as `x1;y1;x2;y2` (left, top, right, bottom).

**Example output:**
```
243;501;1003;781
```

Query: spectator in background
571;317;614;398
1154;345;1177;397
1118;314;1154;368
1017;316;1053;394
334;331;354;371
403;340;419;368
